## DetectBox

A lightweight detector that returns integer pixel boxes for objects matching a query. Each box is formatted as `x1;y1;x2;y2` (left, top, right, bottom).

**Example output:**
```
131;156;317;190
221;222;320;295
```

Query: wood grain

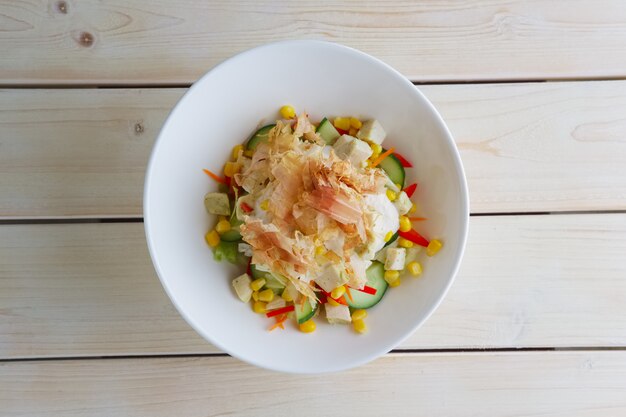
2;351;626;416
3;1;626;84
2;81;626;218
1;213;625;359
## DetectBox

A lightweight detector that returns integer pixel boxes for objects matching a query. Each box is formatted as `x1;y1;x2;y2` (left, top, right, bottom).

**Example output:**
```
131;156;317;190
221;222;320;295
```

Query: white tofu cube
385;247;406;271
315;263;348;293
204;192;230;215
333;135;373;167
232;273;252;302
266;297;286;311
347;254;370;289
325;303;352;324
357;119;386;145
394;191;412;215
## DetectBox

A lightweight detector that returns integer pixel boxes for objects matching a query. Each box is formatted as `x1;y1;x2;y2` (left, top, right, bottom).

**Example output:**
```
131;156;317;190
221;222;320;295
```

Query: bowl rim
144;40;470;373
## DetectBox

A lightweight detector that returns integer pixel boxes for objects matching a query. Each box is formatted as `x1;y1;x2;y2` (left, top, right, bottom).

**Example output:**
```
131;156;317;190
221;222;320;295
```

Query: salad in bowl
202;106;443;334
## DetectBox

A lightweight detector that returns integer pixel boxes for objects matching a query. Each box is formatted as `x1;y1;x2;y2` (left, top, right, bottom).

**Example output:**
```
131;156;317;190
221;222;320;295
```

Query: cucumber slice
295;298;317;324
346;261;388;309
383;232;398;248
246;124;275;151
220;217;243;242
249;264;286;291
378;152;405;188
316;117;340;144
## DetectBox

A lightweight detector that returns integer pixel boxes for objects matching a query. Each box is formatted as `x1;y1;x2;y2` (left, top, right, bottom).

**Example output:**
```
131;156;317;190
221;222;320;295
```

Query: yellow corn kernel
333;117;351;131
427;239;443;257
215;219;231;234
252;291;259;301
258;289;274;302
204;230;220;247
388;277;401;287
299;319;316;333
370;143;382;157
351;309;367;321
250;278;266;291
253;301;267;314
327;297;340;307
353;319;368;333
281;289;293;302
384;270;400;285
280;105;296;119
407;261;423;276
349;117;362;129
223;161;239;178
398;237;414;248
409;203;418;213
331;286;346;299
399;215;412;232
243;149;254;158
232;144;244;160
386;189;397;201
260;200;269;211
384;231;394;242
349;127;358;136
315;245;327;256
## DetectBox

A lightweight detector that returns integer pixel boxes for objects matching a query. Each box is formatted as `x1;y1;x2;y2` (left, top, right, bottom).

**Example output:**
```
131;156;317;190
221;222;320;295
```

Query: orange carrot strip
408;217;427;221
202;168;228;185
345;286;353;302
370;147;395;168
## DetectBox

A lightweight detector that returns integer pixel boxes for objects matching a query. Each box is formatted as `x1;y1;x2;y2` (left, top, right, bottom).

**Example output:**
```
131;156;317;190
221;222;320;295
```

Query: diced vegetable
370;147;395;168
384;248;406;271
426;239;443;256
394;191;412;215
353;319;367;333
204;230;220;247
403;183;417;198
232;273;253;302
316;117;341;144
345;262;388;309
280;105;296;119
204;192;230;216
398;229;429;247
407;261;423;276
325;303;351;324
315;263;348;293
213;241;241;264
265;297;287;312
266;304;294;318
333;135;373;167
246;124;275;150
299;319;316;333
378;152;405;187
393;151;413;168
356;119;386;145
295;298;317;324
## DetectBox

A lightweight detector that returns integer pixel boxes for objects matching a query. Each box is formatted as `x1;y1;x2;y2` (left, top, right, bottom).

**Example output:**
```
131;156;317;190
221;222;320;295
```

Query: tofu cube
394;191;412;215
385;247;406;271
315;263;348;293
356;119;386;145
266;297;286;311
333;135;373;167
204;192;230;216
232;273;253;303
325;303;352;324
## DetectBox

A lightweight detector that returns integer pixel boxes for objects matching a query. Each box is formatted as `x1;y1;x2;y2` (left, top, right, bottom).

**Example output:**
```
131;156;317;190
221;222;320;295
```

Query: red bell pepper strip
403;183;417;198
351;285;377;295
398;229;430;247
240;202;254;213
266;305;295;318
336;128;349;135
393;151;413;168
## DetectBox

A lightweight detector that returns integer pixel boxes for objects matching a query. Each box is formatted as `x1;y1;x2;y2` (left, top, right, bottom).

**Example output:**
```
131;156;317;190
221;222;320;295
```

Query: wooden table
2;1;626;415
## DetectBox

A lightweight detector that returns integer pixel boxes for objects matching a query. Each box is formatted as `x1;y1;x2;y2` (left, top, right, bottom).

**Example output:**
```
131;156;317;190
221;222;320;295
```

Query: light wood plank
2;81;626;218
3;1;626;84
2;351;626;416
2;213;625;359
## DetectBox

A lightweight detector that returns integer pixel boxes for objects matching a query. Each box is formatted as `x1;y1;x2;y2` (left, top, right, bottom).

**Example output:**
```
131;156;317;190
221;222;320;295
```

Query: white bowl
144;40;469;373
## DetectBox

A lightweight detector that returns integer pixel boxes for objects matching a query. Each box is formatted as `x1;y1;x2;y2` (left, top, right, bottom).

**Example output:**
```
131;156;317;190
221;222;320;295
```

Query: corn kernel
384;231;394;242
243;149;254;158
351;309;367;321
370;143;382;157
398;237;414;248
331;286;346;299
327;297;340;307
281;289;293;302
349;117;362;129
409;203;418;213
232;144;244;160
353;319;367;333
223;161;239;177
349;127;358;136
333;117;351;131
427;239;443;257
204;230;220;247
315;245;327;256
280;105;296;119
386;189;397;201
399;216;412;232
258;289;274;302
260;200;269;211
384;270;400;285
253;301;267;314
388;277;401;287
252;291;259;301
250;278;266;291
299;319;316;333
215;219;231;234
407;261;423;276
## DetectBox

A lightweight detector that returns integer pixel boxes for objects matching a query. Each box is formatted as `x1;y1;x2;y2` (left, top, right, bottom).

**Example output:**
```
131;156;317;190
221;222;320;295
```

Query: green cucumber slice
316;117;340;144
346;261;388;309
295;298;317;324
246;124;275;151
378;152;405;188
383;232;398;248
220;218;243;242
249;264;286;291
